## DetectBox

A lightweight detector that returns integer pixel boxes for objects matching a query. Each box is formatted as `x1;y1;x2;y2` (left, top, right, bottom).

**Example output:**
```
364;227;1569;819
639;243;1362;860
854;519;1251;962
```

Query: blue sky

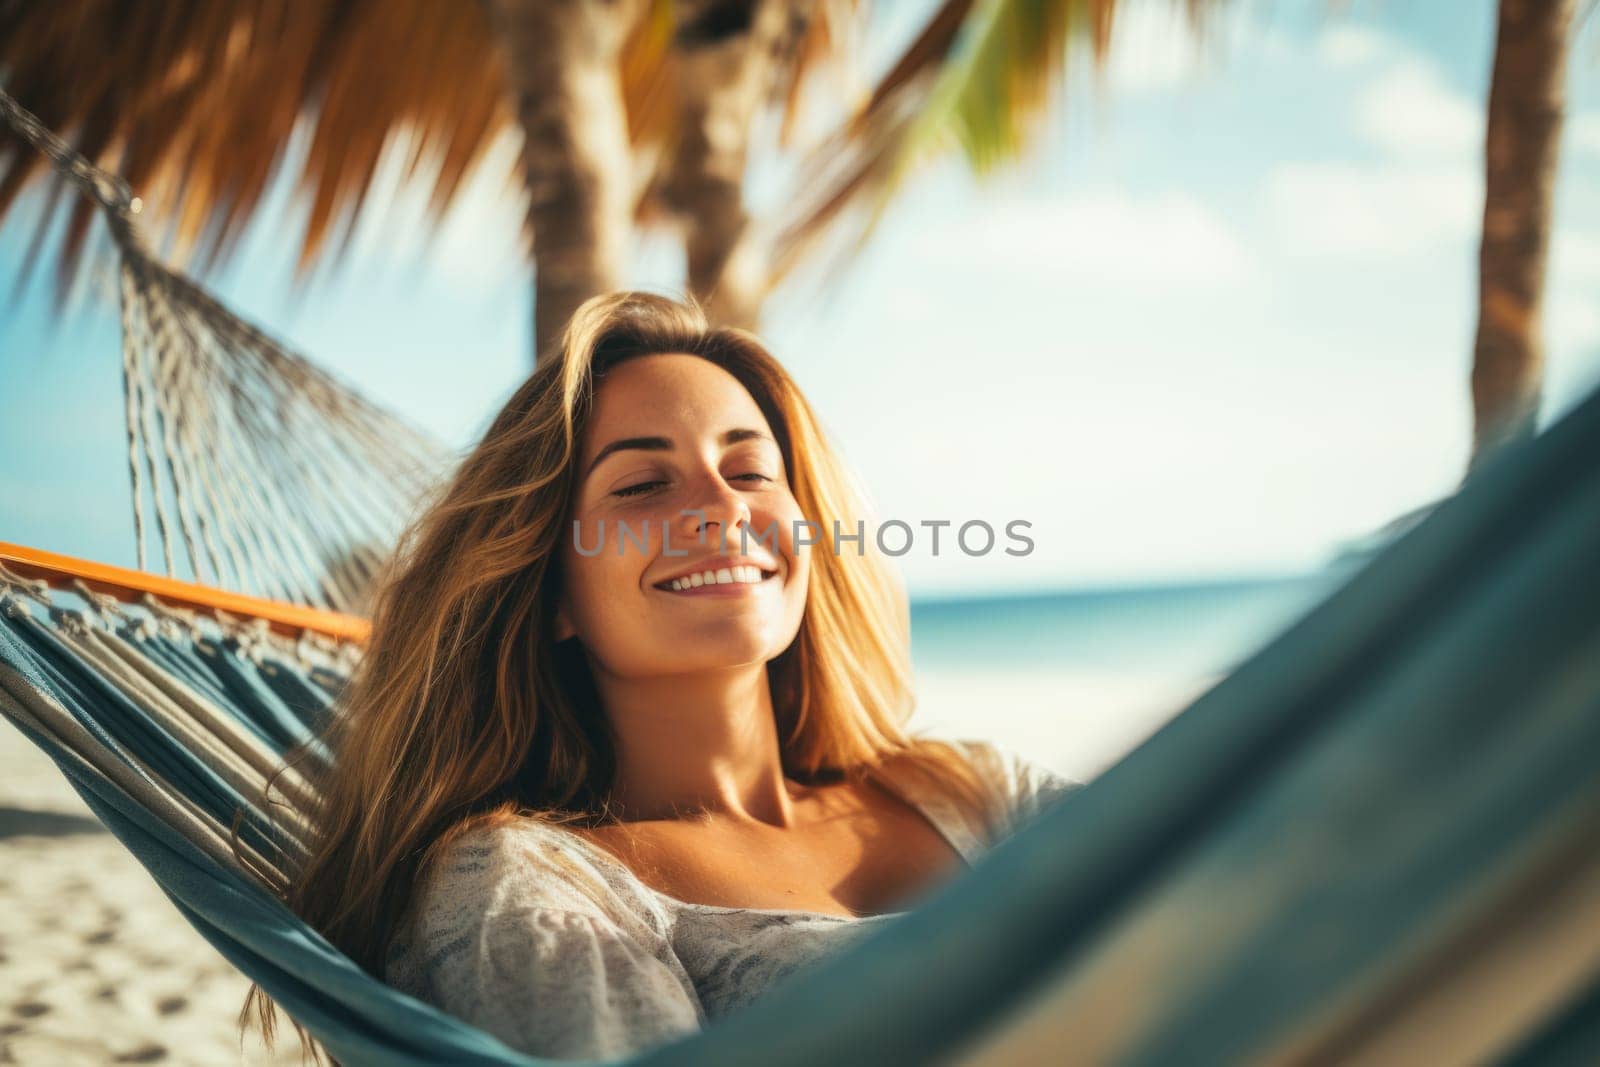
2;0;1598;599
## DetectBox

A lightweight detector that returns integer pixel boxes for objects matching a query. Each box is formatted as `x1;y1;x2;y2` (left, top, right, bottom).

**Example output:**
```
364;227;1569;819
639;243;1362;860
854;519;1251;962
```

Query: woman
247;290;1081;1062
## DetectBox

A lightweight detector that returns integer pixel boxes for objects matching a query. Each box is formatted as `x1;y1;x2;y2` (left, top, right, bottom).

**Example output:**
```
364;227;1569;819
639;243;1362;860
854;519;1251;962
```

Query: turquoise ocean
905;560;1366;781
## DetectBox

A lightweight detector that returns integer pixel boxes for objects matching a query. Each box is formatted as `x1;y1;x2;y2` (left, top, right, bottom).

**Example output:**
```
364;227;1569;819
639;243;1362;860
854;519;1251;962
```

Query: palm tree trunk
488;0;645;361
657;0;797;331
1467;0;1577;474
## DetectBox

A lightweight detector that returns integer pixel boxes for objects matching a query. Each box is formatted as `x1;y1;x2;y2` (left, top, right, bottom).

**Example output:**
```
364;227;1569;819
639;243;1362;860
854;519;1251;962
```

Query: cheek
765;497;813;598
775;497;812;563
561;529;650;629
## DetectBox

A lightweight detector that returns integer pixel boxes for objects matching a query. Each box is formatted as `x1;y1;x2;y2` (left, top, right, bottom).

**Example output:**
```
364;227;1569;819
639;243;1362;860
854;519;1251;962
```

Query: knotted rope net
1;86;452;614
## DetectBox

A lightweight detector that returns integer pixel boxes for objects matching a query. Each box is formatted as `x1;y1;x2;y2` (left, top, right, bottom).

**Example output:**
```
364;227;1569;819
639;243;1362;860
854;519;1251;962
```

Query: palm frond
621;0;680;150
763;0;1217;298
0;0;866;304
0;0;518;297
775;0;864;148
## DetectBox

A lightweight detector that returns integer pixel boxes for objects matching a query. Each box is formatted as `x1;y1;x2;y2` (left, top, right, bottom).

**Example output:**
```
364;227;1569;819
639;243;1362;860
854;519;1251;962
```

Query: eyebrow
585;428;776;480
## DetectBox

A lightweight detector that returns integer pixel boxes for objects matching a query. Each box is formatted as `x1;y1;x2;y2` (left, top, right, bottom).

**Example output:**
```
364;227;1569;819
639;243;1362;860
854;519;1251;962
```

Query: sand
913;666;1220;783
0;724;304;1067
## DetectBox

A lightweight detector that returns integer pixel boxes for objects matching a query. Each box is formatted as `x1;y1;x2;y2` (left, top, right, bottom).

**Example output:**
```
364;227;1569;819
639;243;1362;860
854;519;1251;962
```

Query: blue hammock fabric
3;381;1600;1066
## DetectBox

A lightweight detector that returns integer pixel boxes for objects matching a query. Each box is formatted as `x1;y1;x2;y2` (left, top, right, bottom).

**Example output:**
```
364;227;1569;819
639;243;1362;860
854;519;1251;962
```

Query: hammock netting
0;86;451;614
3;83;1600;1066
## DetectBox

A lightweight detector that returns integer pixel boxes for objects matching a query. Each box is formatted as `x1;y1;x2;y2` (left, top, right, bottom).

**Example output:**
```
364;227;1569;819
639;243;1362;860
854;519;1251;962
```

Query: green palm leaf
765;0;1214;298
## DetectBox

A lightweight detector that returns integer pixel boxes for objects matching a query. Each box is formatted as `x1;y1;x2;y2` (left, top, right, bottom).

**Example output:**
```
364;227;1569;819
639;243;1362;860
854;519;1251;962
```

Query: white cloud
1542;233;1600;431
1265;162;1481;257
1549;296;1600;351
1568;115;1600;158
1248;23;1486;261
881;283;936;325
1253;25;1300;64
1545;290;1600;425
1317;24;1394;68
1355;61;1483;160
1552;231;1600;282
911;188;1253;284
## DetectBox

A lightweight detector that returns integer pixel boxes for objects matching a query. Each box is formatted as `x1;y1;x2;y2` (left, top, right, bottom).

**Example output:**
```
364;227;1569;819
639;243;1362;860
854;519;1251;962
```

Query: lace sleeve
1007;747;1084;833
421;905;702;1060
953;738;1085;839
387;826;704;1061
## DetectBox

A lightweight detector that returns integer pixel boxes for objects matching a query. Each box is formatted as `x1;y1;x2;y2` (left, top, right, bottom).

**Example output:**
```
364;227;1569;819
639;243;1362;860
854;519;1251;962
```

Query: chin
671;631;783;670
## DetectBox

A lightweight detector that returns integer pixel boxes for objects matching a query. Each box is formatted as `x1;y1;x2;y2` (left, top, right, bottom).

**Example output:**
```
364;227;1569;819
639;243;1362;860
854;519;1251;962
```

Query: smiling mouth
654;565;778;592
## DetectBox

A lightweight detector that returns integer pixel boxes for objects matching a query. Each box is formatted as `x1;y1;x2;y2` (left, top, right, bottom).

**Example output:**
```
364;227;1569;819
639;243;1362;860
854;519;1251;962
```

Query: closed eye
612;473;771;499
612;480;665;498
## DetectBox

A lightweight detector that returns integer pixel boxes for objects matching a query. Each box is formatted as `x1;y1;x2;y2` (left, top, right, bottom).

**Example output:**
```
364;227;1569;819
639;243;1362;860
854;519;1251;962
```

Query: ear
552;595;577;643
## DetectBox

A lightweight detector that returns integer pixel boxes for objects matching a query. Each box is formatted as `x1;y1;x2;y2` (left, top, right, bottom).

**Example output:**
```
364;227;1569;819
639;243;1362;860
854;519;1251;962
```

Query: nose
675;469;753;552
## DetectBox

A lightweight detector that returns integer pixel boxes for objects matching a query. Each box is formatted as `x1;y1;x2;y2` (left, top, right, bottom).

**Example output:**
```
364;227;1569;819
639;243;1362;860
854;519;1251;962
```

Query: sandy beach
0;723;301;1067
913;667;1220;784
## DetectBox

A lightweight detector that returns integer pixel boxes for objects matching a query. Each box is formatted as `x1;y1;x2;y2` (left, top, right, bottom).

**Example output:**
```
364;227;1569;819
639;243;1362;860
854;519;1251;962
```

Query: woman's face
555;353;811;679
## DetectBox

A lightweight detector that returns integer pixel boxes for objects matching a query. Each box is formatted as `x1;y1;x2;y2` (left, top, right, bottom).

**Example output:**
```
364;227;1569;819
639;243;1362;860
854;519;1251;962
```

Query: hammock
4;371;1600;1064
0;87;451;615
3;84;1600;1065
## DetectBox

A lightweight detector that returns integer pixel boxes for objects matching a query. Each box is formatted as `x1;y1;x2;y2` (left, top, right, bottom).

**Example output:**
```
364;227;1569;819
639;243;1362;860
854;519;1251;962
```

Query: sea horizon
907;558;1366;781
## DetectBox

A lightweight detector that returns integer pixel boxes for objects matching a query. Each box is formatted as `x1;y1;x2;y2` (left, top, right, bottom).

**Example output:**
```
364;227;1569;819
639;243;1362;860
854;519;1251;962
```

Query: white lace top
383;739;1081;1061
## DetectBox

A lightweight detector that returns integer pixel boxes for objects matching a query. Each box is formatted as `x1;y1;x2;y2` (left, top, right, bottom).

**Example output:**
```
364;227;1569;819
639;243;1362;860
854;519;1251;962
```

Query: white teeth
666;566;770;591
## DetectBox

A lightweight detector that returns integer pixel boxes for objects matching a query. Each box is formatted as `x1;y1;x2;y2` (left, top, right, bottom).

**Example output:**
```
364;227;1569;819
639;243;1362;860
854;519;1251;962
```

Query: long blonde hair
244;290;1006;1061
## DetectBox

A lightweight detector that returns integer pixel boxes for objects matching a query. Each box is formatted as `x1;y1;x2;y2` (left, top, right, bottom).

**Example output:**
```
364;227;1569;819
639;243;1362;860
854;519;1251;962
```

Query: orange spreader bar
0;541;370;643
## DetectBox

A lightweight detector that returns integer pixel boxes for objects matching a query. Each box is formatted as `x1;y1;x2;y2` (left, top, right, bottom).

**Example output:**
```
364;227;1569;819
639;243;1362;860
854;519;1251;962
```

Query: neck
587;658;802;829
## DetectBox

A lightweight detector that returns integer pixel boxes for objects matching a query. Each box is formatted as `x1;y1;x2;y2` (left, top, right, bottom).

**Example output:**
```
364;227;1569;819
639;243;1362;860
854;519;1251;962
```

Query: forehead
581;354;770;449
